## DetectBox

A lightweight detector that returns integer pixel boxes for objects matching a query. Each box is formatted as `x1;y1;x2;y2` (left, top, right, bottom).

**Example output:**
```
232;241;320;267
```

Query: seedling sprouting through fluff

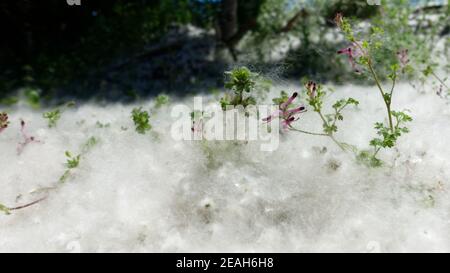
154;94;170;109
0;136;99;215
43;109;61;128
43;101;75;128
59;151;81;183
131;107;152;134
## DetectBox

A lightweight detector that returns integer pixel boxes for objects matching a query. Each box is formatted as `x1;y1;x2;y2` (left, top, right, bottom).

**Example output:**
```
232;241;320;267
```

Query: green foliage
323;98;359;134
367;0;447;83
272;91;290;105
154;94;170;109
0;0;194;95
59;151;81;183
221;67;258;110
131;107;152;134
368;110;412;165
336;12;415;166
224;67;256;94
275;80;358;152
95;121;111;129
59;137;98;184
43;109;61;128
25;88;41;109
43;101;75;128
65;151;81;169
0;203;11;215
0;97;19;106
306;82;358;136
82;137;99;153
356;150;383;168
422;65;434;77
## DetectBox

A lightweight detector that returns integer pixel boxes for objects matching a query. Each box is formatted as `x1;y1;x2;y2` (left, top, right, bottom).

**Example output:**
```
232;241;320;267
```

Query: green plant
95;121;111;128
59;137;98;184
220;67;257;110
1;136;99;215
271;81;359;151
43;109;61;128
335;13;412;166
368;1;448;94
59;151;81;183
24;88;41;109
265;82;358;152
43;101;75;128
154;94;170;109
131;107;152;134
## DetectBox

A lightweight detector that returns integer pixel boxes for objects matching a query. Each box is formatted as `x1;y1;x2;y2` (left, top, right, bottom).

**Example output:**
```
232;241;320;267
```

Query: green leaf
0;203;11;215
154;94;170;109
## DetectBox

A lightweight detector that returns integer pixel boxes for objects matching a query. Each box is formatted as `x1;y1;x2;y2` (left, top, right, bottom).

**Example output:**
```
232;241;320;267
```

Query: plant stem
288;126;329;136
389;73;397;96
353;41;394;133
373;146;381;158
431;71;449;90
367;61;394;133
8;196;47;211
329;134;347;151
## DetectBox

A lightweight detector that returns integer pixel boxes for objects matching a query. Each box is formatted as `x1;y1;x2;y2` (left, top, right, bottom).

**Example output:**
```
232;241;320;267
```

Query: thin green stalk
317;111;347;152
373;146;382;158
367;61;394;133
389;73;397;97
354;42;394;133
329;135;347;152
431;71;449;90
288;126;329;136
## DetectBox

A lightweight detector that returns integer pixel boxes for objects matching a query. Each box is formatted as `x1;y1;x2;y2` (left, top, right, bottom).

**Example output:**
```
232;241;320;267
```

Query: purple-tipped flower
337;42;364;73
334;13;344;28
305;81;317;98
263;92;306;130
0;112;9;134
396;49;409;69
17;119;40;155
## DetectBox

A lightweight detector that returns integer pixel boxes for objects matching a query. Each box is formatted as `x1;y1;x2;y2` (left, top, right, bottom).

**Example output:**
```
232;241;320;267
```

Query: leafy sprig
336;13;413;166
131;107;152;134
43;101;75;128
220;67;257;110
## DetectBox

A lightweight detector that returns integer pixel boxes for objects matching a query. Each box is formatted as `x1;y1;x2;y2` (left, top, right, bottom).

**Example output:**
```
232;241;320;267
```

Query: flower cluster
263;92;306;130
396;49;409;70
0;112;9;133
337;42;365;74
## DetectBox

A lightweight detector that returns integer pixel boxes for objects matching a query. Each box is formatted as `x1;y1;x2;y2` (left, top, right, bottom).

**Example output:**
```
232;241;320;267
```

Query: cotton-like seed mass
0;83;450;252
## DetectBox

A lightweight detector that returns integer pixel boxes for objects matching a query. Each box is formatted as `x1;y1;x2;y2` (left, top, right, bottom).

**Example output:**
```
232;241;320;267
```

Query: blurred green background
0;0;448;103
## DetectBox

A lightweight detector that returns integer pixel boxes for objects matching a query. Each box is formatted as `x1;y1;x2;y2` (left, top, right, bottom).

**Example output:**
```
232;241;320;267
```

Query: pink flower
337;42;365;73
396;49;409;69
0;112;9;134
305;81;317;98
334;13;344;28
263;92;306;130
17;120;40;155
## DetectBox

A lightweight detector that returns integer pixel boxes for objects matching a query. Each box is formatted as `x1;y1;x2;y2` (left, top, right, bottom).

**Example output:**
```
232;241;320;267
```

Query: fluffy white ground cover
1;82;450;252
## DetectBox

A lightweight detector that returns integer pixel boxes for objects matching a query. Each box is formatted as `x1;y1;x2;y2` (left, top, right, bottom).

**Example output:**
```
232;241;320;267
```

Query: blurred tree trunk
217;0;263;61
219;0;238;42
